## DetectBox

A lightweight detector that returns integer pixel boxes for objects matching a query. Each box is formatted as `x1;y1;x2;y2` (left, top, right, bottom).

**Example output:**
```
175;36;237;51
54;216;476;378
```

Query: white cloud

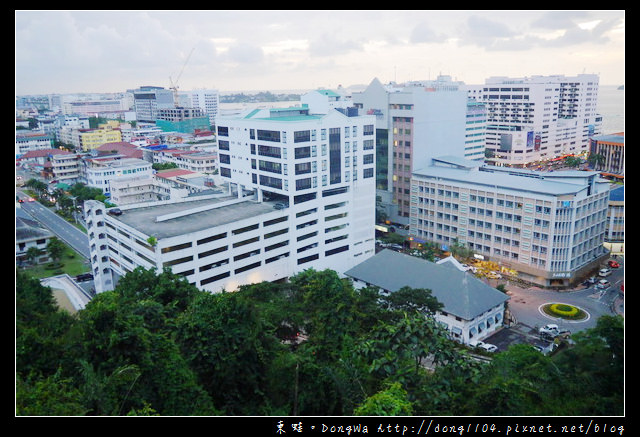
15;10;625;94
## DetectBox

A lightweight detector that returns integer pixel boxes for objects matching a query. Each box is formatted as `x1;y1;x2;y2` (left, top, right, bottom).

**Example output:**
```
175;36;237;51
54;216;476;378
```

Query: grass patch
19;248;90;280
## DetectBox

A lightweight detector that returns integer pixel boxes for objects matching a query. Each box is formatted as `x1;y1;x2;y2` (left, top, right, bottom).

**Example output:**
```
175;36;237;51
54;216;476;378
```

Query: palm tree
587;153;606;171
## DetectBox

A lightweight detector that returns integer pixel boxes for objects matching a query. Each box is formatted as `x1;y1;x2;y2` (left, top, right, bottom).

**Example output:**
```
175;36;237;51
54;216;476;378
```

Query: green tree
587;153;606;170
46;237;66;263
175;290;282;414
16;370;88;416
16;271;77;379
354;382;413;416
380;286;443;316
564;156;583;168
76;284;214;415
25;246;43;265
550;315;624;415
289;269;360;360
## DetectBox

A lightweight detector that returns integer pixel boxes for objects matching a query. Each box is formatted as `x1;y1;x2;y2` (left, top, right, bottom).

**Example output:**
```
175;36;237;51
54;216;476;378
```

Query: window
294;130;311;143
257;129;280;142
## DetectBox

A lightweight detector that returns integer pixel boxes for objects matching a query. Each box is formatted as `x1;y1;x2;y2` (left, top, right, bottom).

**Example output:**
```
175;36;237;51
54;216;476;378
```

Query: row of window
217;126;375;141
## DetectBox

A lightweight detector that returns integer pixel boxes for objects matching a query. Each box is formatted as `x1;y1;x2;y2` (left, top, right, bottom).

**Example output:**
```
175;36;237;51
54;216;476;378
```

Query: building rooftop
112;196;278;240
609;184;624;202
592;133;624;144
414;156;604;196
345;249;509;320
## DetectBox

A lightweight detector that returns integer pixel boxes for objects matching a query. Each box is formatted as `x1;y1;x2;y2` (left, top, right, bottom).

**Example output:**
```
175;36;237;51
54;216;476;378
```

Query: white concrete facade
84;101;377;294
352;77;469;224
465;74;602;167
410;156;611;287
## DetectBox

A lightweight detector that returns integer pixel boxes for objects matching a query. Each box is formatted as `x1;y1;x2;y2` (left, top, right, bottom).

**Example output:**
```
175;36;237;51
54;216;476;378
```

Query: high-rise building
186;89;220;127
84;100;377;294
131;86;175;123
465;74;602;167
352;76;470;224
410;156;610;287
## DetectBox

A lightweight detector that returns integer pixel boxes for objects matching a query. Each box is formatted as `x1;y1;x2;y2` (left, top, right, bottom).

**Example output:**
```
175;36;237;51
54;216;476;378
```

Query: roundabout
538;302;590;323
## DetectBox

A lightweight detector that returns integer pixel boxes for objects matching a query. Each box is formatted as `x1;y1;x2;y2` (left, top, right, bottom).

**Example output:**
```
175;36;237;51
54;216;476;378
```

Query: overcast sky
15;10;625;95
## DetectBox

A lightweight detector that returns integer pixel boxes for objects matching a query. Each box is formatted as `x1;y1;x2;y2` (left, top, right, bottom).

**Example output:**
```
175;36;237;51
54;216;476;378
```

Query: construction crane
169;47;195;107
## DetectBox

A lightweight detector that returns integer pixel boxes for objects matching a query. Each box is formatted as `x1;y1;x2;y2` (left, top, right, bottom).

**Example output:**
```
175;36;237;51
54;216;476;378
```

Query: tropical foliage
15;268;624;416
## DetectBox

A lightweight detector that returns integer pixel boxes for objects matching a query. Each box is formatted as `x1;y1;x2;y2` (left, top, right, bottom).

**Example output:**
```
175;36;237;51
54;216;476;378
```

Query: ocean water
598;85;625;135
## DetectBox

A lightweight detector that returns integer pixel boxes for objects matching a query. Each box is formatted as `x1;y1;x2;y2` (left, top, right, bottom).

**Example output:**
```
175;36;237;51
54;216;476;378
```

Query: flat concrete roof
113;196;278;240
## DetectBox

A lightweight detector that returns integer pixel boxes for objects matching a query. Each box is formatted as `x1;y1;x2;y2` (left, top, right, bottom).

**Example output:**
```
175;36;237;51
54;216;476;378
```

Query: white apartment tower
215;105;377;271
466;74;602;167
84;102;377;294
352;77;470;224
186;89;220;127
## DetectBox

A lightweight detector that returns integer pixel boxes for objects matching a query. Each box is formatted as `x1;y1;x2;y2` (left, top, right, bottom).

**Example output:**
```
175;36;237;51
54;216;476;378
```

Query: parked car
478;343;498;353
539;324;559;338
599;268;612;277
273;202;289;210
460;264;478;273
485;271;502;279
608;260;620;268
469;340;497;352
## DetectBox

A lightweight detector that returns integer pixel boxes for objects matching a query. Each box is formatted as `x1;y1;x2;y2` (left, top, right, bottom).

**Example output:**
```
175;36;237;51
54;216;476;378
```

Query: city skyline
15;10;624;96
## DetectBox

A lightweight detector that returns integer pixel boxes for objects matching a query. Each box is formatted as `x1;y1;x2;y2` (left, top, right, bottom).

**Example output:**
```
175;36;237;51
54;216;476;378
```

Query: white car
479;343;498;353
599;268;612;277
539;324;559;338
597;279;611;289
469;340;498;353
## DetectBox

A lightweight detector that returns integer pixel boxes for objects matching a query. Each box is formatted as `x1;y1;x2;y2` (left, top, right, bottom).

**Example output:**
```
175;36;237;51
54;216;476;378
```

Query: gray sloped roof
344;249;509;320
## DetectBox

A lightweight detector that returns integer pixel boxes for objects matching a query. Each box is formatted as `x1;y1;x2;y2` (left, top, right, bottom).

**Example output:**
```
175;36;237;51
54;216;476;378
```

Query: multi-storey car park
410;156;611;287
85;102;377;294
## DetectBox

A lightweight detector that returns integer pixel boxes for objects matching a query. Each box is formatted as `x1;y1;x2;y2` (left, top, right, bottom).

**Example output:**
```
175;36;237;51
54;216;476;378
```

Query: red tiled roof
96;142;143;158
20;148;72;158
155;169;195;178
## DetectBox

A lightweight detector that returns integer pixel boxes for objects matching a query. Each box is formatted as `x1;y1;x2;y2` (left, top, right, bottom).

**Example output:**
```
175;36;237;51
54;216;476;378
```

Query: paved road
17;190;90;260
483;262;624;351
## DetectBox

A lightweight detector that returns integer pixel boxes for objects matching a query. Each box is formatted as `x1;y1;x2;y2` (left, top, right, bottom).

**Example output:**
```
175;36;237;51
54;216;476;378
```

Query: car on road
599;268;612;277
608;260;620;268
597;279;611;289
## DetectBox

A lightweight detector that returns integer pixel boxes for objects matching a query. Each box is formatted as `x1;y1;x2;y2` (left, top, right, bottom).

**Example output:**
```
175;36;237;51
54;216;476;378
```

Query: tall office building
465;74;602;167
85;100;377;294
352;76;470;224
131;86;175;123
410;156;610;287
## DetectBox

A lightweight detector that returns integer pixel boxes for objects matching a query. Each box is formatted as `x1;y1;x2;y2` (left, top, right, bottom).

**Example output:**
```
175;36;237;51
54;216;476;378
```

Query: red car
608;260;620;268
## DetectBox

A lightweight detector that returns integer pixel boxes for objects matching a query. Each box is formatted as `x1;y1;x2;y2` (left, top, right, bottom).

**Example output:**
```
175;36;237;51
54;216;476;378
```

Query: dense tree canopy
15;267;624;416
